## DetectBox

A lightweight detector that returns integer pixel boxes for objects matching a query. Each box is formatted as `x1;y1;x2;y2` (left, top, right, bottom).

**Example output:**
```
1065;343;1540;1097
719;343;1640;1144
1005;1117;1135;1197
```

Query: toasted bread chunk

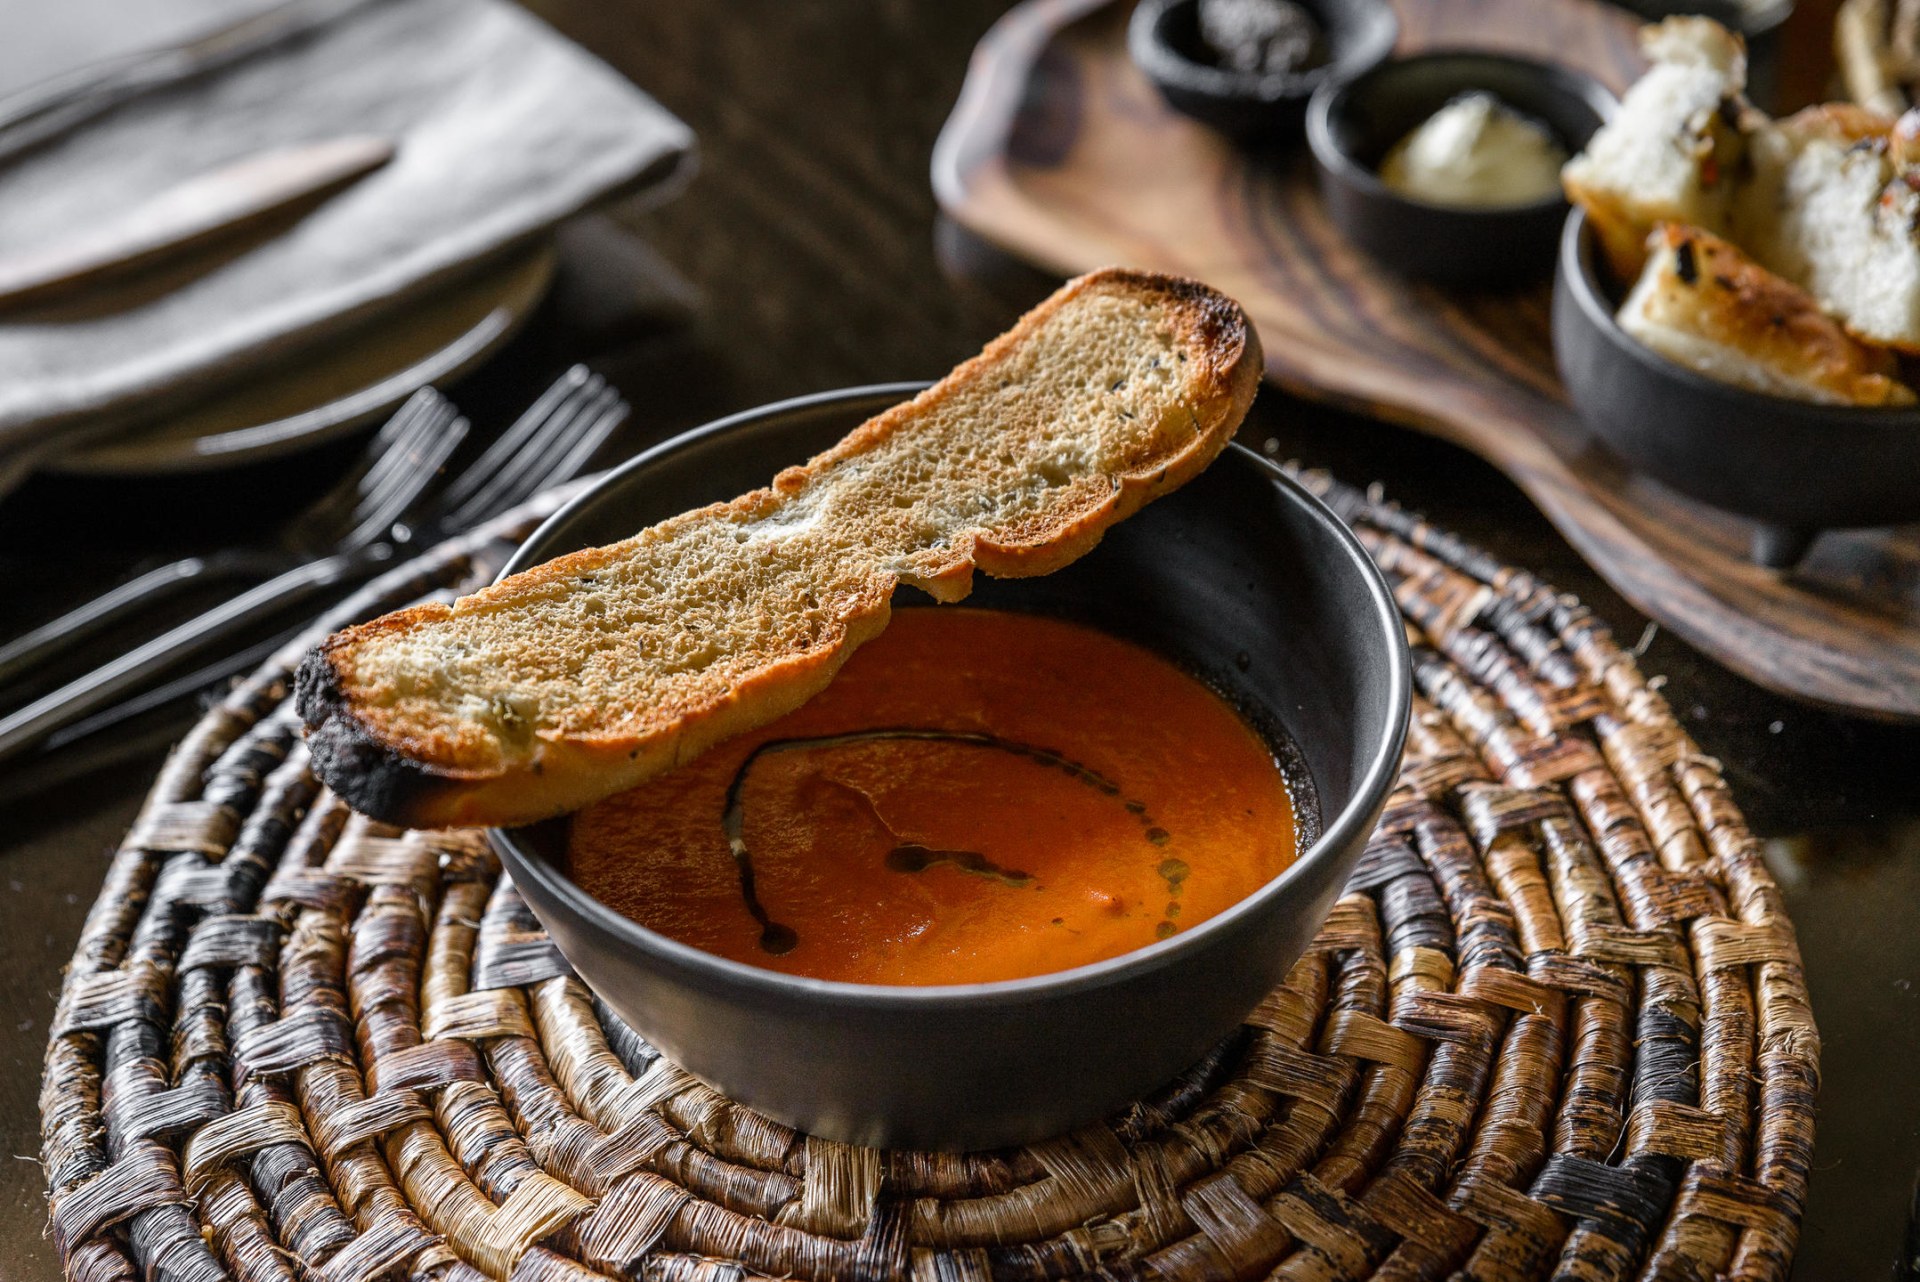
1561;17;1751;278
1566;17;1920;349
1730;103;1920;349
298;269;1262;828
1619;224;1916;406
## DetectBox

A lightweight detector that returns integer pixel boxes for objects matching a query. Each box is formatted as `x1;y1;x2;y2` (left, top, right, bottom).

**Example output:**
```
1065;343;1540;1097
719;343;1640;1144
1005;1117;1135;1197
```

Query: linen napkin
0;0;694;459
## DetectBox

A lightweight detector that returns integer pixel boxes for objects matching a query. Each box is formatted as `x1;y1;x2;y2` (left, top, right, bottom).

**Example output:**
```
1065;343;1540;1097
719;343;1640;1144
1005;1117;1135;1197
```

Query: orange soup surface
565;608;1299;985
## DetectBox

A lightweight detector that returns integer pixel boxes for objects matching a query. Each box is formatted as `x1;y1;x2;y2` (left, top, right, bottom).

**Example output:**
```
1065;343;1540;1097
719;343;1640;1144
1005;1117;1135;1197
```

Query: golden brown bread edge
1622;224;1917;406
296;268;1263;828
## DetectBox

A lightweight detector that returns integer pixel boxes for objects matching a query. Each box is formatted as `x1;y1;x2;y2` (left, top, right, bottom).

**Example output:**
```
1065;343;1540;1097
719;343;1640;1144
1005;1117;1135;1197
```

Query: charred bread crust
297;645;456;824
297;268;1263;829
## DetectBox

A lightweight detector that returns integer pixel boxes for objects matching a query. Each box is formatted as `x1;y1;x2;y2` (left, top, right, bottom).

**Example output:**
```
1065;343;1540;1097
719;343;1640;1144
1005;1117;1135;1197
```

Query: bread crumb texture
305;269;1256;814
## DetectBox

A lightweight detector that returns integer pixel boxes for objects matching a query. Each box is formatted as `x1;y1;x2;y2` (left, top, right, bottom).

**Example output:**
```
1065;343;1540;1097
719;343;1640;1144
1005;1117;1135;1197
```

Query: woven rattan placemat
40;474;1819;1281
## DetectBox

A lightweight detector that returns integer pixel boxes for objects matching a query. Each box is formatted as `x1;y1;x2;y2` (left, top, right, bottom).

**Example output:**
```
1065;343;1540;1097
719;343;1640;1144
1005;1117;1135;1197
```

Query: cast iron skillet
1553;210;1920;568
489;384;1410;1150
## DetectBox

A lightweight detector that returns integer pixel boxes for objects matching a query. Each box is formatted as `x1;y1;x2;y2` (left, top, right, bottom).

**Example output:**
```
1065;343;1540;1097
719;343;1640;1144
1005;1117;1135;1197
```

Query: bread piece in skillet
1561;17;1752;279
1618;223;1917;406
1567;17;1920;350
298;268;1263;828
1730;103;1920;350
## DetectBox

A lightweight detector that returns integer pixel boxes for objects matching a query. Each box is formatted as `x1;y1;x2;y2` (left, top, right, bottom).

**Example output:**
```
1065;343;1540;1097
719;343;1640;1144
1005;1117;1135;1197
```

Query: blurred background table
1;2;1914;1279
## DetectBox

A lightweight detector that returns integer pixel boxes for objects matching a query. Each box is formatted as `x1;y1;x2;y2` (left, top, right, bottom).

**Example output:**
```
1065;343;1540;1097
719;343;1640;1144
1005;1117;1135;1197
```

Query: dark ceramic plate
1128;0;1397;143
1553;210;1920;568
487;384;1411;1150
1307;51;1615;287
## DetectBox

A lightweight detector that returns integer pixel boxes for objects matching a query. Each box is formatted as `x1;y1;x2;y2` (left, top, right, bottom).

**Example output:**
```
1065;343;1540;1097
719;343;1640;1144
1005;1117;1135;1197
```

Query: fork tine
455;385;615;522
296;390;434;536
444;384;626;529
345;403;448;522
344;392;456;528
341;404;468;549
314;391;440;535
435;365;594;512
519;387;627;493
434;369;609;528
540;388;628;486
330;410;447;549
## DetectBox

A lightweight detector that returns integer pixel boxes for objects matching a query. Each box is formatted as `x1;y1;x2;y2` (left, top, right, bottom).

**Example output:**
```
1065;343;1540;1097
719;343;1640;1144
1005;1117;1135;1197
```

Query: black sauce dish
1553;210;1920;568
488;383;1411;1150
1307;52;1616;287
1129;0;1397;143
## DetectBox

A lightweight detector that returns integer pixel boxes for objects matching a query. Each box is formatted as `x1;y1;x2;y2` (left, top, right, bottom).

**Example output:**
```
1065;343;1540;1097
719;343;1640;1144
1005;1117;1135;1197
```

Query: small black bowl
488;384;1411;1150
1129;0;1397;143
1307;52;1615;288
1553;209;1920;568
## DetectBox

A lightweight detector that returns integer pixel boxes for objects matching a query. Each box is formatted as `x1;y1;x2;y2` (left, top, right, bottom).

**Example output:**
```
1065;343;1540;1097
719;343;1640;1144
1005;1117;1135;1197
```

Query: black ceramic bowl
1128;0;1397;143
1307;52;1615;287
488;384;1411;1150
1553;210;1920;568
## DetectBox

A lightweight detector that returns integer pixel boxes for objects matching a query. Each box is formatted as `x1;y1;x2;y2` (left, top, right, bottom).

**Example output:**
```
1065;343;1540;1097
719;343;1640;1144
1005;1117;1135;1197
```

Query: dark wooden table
1;2;1916;1278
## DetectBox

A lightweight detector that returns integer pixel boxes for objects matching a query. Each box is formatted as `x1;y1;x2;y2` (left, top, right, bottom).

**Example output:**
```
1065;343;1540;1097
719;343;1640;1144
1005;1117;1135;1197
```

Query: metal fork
0;365;629;765
0;390;465;691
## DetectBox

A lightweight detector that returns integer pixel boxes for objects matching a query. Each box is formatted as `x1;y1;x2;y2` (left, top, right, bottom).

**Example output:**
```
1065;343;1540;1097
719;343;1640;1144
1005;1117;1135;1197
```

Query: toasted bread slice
1619;224;1917;405
298;269;1262;828
1561;17;1752;279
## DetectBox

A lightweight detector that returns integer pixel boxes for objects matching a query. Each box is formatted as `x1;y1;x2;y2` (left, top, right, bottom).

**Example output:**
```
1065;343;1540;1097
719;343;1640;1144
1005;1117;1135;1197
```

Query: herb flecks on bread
297;269;1263;829
1620;224;1918;406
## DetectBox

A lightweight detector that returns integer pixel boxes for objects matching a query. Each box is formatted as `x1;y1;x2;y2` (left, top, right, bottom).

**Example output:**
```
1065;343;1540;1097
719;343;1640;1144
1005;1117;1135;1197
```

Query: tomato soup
564;608;1299;985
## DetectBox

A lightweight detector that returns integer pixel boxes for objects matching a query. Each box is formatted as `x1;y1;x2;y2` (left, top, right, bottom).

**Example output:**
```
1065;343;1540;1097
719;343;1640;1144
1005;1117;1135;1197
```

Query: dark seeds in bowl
1195;0;1327;75
1129;0;1397;143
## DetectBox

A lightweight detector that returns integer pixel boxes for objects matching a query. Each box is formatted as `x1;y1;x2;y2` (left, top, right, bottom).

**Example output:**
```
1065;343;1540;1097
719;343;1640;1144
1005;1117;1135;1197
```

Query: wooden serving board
933;0;1920;721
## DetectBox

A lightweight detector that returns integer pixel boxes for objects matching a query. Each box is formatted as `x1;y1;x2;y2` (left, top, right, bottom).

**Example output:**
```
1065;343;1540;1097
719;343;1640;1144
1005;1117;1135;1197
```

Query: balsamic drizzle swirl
720;727;1173;955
